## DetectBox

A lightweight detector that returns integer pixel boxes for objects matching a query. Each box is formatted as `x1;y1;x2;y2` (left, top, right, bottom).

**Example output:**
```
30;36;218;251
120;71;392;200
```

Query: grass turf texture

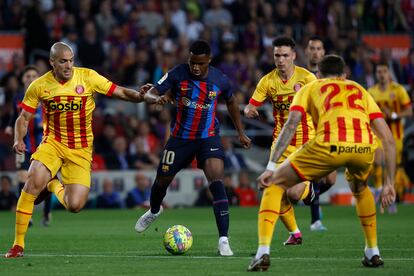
1;205;413;275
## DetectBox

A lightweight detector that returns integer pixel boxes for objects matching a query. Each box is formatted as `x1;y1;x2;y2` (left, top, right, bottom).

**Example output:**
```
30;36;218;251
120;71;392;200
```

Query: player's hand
380;184;396;209
257;170;274;190
4;126;13;136
139;83;153;95
239;133;251;149
13;140;26;155
157;94;174;105
144;92;160;104
243;104;259;118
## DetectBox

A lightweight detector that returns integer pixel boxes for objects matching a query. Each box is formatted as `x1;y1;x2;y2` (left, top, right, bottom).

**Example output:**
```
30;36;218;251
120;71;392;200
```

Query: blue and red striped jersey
12;91;43;153
155;64;233;139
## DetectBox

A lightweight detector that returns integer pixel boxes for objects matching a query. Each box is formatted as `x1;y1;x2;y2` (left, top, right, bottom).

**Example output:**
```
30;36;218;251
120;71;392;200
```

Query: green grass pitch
1;205;413;275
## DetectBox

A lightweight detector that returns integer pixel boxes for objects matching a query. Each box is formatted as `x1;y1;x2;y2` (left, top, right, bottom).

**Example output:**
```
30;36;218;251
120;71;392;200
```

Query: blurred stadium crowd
0;0;413;174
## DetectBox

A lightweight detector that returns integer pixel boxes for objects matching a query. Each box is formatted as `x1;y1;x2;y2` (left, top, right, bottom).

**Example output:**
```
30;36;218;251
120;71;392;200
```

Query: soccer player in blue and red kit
5;65;52;227
135;40;251;256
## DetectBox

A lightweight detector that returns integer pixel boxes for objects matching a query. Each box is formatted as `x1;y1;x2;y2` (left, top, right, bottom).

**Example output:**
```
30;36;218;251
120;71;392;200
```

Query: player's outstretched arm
226;95;251;149
111;85;145;102
371;118;396;208
13;110;34;154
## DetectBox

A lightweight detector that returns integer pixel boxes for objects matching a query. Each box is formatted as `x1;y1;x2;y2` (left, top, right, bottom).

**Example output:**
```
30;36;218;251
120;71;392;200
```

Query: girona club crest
75;85;85;94
293;83;302;92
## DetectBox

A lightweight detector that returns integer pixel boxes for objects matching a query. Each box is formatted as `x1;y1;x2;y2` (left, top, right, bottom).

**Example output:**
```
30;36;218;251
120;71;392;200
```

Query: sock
258;185;284;246
318;180;331;195
373;165;383;190
279;199;299;233
365;246;380;258
48;178;67;209
310;200;321;224
353;186;377;248
255;245;270;259
150;180;169;214
44;196;52;219
209;181;229;237
13;191;36;248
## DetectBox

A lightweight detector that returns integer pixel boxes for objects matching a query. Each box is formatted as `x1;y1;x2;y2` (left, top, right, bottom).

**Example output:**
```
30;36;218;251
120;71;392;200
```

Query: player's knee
286;188;301;201
66;201;85;213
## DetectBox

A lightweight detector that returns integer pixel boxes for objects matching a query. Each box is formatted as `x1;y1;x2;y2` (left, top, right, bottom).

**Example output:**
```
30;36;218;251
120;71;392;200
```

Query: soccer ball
163;225;193;255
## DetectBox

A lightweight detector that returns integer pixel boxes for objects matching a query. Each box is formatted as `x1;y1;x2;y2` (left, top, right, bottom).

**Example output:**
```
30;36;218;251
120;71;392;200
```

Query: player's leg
310;171;336;231
280;197;303;245
136;137;194;233
42;195;52;226
5;160;52;258
199;136;233;256
248;160;302;271
347;158;384;268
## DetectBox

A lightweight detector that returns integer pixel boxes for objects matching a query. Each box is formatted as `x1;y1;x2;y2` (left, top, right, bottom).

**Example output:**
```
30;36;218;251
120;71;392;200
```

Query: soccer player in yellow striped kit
368;63;412;212
248;55;396;271
5;42;148;258
244;36;317;257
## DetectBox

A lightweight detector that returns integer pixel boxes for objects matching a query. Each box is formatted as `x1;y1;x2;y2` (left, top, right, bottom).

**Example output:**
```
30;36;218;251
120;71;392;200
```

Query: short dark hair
308;35;324;45
22;65;39;75
189;40;211;55
272;36;296;49
318;55;346;76
1;175;12;184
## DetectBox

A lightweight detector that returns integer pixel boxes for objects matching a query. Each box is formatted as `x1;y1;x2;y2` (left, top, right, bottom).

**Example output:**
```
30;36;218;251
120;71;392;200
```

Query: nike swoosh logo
210;148;219;151
264;219;275;225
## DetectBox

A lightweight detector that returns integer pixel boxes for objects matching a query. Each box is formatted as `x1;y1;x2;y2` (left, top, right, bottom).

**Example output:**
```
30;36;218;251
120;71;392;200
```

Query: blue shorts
157;136;225;177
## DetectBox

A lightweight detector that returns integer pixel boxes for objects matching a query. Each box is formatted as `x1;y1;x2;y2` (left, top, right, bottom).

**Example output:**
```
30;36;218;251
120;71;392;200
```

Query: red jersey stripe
107;83;116;97
172;81;187;137
20;102;36;113
42;104;49;138
66;96;75;148
353;118;362;143
249;98;263;107
337;117;346;142
324;121;330;142
53;96;61;143
80;97;88;147
395;120;401;139
189;81;207;139
369;112;383;120
301;111;309;144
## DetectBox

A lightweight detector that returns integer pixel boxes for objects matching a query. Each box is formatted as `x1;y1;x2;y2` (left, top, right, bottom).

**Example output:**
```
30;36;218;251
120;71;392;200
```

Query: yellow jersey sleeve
249;74;270;106
396;85;412;108
364;88;383;120
21;80;42;113
87;69;116;96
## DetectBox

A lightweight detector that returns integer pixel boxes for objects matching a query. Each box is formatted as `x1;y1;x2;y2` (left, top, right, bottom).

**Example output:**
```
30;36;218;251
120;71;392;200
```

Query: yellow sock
13;191;36;248
258;185;284;245
373;165;383;189
353;186;377;248
279;199;299;233
48;178;67;209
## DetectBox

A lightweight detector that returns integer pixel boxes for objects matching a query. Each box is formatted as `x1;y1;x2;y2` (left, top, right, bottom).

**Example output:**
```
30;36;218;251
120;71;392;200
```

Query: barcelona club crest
75;85;85;95
208;91;217;99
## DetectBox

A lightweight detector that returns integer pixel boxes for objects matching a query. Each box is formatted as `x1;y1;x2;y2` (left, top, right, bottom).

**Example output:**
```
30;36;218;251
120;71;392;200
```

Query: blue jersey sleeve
154;65;181;95
220;75;233;102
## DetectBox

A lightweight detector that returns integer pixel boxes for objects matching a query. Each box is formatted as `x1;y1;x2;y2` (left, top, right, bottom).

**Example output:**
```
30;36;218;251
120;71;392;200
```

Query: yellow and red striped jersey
249;66;317;147
290;78;383;144
368;82;411;140
21;67;116;149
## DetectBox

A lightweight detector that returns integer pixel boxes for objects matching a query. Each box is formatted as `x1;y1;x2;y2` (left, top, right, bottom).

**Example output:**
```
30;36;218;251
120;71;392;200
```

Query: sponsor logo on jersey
75;85;85;94
162;164;169;172
330;145;371;154
273;102;291;111
47;100;83;111
181;97;211;109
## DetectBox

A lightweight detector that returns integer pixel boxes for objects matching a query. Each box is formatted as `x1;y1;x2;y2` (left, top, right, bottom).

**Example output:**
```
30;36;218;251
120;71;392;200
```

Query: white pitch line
24;254;414;261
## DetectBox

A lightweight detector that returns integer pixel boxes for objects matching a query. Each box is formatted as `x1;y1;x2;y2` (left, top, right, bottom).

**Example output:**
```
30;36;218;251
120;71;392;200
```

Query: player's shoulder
28;71;53;89
209;65;231;85
390;81;406;91
73;67;98;77
295;65;313;75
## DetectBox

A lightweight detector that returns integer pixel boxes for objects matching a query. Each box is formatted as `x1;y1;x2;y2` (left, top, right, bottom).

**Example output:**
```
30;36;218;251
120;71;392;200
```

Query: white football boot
218;236;234;256
135;206;163;233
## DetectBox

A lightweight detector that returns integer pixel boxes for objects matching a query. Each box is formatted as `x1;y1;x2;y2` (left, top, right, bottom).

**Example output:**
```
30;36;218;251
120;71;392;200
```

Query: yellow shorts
31;138;93;187
270;141;310;199
288;139;377;184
